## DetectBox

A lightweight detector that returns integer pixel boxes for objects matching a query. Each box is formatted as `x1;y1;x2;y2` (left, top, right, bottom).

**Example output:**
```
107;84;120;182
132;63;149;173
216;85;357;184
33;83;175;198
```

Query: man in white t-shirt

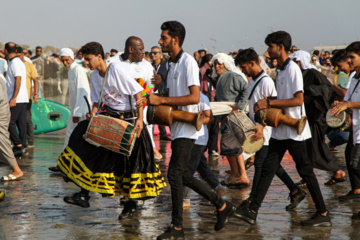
327;50;355;152
107;36;163;160
330;42;360;218
145;21;235;240
235;31;330;227
235;48;306;210
4;42;29;156
107;36;164;219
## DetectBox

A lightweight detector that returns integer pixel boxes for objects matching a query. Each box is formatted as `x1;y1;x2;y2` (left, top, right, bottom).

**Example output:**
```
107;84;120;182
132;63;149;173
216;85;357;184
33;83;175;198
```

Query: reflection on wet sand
0;134;359;239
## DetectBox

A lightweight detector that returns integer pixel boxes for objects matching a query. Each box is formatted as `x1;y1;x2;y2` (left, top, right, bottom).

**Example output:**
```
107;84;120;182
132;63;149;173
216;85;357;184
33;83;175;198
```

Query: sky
1;0;360;55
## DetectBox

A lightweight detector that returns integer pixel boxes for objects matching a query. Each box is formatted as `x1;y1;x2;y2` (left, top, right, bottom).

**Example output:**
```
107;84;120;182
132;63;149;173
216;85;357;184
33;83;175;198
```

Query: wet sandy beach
0;132;359;240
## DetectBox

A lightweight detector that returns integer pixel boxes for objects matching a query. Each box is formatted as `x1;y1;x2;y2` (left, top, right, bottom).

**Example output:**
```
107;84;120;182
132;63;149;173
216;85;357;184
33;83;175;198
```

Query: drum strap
97;63;112;113
248;76;266;100
348;79;360;101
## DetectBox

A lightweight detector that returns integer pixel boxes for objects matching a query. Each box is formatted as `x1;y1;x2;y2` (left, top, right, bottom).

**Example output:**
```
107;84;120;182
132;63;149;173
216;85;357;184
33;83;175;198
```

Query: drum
147;105;204;131
226;110;264;154
326;110;352;132
83;115;138;156
255;108;307;135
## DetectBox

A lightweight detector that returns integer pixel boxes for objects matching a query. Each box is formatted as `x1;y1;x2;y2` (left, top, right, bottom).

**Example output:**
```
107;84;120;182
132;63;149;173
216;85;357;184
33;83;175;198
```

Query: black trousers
26;100;34;144
9;103;27;147
158;125;168;138
346;131;360;190
250;138;327;214
168;138;224;228
206;116;219;153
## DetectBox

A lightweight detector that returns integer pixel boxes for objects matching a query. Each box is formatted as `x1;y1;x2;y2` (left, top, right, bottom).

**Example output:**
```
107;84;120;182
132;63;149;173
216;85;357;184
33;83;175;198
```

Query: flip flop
1;174;20;182
324;176;346;186
220;179;250;187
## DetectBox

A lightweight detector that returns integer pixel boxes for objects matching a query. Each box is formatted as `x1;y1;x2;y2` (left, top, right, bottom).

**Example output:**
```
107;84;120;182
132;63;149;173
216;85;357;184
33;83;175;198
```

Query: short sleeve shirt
106;55;153;85
344;73;360;143
167;51;200;140
24;61;38;99
5;57;28;103
90;62;143;111
195;93;211;146
271;59;311;141
248;72;277;145
345;71;356;90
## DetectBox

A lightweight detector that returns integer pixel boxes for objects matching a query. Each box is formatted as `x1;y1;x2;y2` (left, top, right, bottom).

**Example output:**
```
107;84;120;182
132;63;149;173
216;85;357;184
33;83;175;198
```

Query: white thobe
64;61;91;147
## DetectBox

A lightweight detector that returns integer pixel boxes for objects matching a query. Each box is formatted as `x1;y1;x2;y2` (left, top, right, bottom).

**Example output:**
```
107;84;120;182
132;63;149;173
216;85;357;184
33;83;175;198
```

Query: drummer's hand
330;101;348;116
136;96;147;108
331;100;340;108
134;119;143;137
147;93;162;105
86;112;94;121
254;95;268;113
228;105;239;111
72;117;80;123
251;124;264;141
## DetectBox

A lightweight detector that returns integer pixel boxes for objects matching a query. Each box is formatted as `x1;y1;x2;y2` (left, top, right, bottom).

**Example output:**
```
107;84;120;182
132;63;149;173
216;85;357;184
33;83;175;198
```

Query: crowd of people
1;20;360;239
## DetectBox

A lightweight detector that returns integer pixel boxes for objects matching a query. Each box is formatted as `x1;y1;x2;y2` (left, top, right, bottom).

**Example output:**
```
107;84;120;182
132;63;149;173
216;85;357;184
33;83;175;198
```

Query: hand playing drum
254;94;269;113
330;101;349;116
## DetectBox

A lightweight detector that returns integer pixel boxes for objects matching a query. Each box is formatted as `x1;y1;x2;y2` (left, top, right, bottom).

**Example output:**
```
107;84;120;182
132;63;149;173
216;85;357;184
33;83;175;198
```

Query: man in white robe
49;48;91;172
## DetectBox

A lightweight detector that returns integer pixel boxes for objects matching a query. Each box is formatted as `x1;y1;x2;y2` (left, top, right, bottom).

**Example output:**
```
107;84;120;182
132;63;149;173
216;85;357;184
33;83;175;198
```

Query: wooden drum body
326;110;352;132
256;108;307;135
147;105;204;131
83;115;138;156
227;111;264;154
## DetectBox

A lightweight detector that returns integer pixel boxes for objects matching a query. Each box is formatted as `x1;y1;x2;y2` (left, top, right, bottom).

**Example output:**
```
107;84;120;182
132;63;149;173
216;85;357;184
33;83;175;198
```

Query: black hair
80;42;105;60
313;50;319;56
264;31;292;52
110;48;118;53
325;51;330;54
5;42;17;54
52;53;59;58
330;49;348;66
28;50;32;55
198;49;207;54
161;21;186;47
16;45;23;53
346;41;360;56
234;48;259;66
199;53;213;68
36;46;42;50
145;51;150;58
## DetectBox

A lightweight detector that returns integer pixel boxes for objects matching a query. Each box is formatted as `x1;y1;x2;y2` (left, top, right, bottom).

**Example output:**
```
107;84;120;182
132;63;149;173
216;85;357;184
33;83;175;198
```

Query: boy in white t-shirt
235;48;306;210
331;42;360;218
235;31;330;227
146;21;235;240
183;92;226;206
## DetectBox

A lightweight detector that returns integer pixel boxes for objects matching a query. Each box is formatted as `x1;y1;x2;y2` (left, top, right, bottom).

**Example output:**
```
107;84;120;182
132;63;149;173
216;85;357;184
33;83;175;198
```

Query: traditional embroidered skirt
57;119;166;200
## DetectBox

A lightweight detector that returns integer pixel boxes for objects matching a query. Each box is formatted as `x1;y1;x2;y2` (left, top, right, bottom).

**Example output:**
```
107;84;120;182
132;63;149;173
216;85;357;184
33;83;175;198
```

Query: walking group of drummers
4;20;358;240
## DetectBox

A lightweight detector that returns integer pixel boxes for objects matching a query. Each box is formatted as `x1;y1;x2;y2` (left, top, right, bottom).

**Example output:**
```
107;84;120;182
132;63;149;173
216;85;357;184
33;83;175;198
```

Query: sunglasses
150;51;160;55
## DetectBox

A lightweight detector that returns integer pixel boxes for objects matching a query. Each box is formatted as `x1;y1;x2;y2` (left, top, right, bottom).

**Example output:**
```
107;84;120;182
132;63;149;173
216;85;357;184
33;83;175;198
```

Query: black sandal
324;176;346;186
295;179;307;188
